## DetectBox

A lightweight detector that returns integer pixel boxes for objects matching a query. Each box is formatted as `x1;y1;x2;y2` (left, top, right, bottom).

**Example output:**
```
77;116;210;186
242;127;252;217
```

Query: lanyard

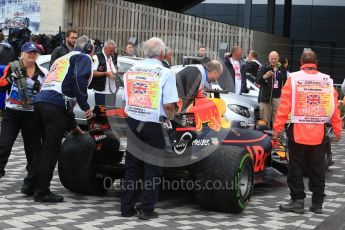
230;58;241;78
107;58;113;72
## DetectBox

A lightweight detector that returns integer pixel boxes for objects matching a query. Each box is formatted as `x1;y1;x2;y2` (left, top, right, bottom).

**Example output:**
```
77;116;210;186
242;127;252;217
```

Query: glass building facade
185;0;345;83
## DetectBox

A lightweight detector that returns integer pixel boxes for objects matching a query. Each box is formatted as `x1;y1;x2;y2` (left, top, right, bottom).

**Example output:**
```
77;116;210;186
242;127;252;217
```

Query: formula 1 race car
58;90;333;214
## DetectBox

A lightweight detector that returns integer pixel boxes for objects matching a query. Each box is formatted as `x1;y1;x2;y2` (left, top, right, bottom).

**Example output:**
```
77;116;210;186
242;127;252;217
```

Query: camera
32;80;41;94
8;67;26;84
267;65;274;72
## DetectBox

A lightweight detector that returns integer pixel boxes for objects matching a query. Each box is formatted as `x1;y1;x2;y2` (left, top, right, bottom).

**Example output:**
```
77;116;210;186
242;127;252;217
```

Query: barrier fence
66;0;291;65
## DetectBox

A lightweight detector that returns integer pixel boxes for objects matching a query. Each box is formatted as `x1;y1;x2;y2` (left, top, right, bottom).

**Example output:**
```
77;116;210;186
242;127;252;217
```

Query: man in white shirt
121;37;178;220
231;50;243;94
89;39;120;105
218;46;248;94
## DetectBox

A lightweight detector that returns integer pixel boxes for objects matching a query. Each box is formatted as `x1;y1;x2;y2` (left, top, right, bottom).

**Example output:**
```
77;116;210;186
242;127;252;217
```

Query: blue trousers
94;93;106;105
121;117;164;214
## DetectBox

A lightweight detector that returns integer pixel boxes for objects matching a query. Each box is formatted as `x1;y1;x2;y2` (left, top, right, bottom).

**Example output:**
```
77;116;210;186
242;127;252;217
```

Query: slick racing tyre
194;145;254;213
58;133;107;195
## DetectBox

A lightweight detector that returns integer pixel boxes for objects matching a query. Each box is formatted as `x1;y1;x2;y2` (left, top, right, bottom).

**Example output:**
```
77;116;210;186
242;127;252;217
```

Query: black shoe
21;183;34;196
0;170;5;178
34;192;64;202
138;209;158;220
121;208;138;217
310;204;322;214
279;199;305;214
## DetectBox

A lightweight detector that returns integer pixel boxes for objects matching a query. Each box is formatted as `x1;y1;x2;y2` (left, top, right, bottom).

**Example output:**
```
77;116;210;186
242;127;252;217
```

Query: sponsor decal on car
211;137;219;145
181;114;195;127
191;137;220;146
239;121;247;127
173;132;193;155
246;145;269;173
192;139;210;146
94;134;107;141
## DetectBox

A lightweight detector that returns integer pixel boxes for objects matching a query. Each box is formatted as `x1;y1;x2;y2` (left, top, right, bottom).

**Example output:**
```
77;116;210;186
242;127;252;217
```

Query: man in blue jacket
33;35;94;202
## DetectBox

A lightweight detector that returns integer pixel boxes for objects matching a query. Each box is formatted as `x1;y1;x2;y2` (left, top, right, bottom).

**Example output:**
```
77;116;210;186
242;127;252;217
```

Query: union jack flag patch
306;94;320;105
133;82;147;95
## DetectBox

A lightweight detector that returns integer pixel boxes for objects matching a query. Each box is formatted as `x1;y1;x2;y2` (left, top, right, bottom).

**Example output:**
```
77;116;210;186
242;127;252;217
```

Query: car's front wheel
194;145;254;213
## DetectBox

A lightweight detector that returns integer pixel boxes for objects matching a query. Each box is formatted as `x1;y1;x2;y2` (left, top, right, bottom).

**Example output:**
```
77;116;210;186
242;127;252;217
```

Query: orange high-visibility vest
273;64;342;145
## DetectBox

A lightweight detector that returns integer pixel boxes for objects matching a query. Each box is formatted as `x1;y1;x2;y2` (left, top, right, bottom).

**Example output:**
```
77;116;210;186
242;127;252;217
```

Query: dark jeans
94;93;106;105
287;140;326;205
34;103;69;195
0;108;41;186
121;117;165;214
95;93;116;107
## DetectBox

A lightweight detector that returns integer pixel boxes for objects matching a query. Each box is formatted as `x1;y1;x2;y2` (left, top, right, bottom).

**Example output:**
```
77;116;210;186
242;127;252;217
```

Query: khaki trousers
259;98;281;128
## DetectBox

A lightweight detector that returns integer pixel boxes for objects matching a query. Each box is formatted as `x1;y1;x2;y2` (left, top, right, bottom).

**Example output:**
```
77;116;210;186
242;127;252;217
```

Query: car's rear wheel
58;133;108;195
194;145;254;213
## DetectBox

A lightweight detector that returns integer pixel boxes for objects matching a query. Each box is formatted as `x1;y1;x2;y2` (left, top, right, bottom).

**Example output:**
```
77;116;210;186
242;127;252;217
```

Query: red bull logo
184;97;230;132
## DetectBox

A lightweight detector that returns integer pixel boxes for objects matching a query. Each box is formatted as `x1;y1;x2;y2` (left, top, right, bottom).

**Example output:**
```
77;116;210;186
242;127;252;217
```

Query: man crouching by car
32;35;94;202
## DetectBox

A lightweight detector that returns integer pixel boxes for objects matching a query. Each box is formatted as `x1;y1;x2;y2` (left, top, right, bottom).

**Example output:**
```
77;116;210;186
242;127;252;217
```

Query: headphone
84;39;94;54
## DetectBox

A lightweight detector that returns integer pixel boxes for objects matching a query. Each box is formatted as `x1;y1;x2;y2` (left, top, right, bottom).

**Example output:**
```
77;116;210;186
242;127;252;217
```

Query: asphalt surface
0;131;345;229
